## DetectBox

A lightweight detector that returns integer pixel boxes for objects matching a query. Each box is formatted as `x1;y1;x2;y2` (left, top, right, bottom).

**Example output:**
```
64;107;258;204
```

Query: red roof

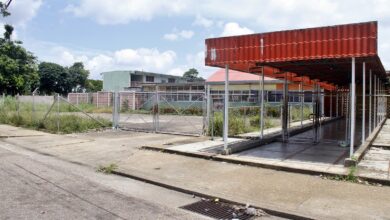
207;69;277;83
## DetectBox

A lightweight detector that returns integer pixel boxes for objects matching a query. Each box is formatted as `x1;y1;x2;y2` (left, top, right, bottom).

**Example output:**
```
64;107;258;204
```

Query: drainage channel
181;199;264;220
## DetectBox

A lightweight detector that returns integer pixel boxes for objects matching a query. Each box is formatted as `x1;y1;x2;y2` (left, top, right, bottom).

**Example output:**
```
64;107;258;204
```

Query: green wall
102;71;130;92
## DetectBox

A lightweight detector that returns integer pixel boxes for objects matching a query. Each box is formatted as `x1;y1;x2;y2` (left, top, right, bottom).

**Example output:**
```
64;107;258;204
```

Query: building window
146;76;154;82
168;78;175;83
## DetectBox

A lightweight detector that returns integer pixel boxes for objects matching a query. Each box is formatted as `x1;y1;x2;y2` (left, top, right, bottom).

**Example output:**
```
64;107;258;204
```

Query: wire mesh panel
208;91;314;138
117;92;157;132
156;92;206;136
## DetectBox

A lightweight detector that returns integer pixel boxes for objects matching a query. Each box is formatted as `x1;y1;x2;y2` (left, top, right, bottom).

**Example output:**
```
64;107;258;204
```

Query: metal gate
114;91;206;136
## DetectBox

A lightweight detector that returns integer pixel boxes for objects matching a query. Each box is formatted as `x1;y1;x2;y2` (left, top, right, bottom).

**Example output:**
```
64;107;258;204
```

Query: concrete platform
358;119;390;181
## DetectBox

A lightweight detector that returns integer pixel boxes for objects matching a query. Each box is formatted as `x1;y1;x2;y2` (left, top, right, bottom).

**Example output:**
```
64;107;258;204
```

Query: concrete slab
0;124;47;137
1;124;390;219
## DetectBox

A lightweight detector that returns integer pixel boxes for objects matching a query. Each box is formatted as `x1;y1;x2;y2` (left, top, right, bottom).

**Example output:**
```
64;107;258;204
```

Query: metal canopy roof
205;21;387;89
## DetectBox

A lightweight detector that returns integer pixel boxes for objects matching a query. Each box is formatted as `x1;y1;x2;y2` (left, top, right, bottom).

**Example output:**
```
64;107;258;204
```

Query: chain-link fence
207;91;314;138
0;94;111;134
112;91;207;136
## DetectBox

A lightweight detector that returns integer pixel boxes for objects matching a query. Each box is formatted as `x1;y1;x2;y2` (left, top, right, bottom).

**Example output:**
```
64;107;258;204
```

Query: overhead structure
205;21;386;86
205;21;388;159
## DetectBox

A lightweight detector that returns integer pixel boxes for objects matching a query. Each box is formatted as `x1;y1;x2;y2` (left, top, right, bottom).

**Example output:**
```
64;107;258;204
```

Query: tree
183;68;200;80
38;62;91;95
85;79;103;92
38;62;69;95
0;0;12;17
67;62;89;92
0;25;39;95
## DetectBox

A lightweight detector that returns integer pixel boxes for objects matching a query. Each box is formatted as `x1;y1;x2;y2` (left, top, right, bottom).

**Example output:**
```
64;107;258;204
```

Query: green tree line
0;24;101;95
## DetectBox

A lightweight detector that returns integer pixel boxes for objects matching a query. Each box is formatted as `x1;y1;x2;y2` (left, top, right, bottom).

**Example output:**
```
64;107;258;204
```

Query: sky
1;0;390;80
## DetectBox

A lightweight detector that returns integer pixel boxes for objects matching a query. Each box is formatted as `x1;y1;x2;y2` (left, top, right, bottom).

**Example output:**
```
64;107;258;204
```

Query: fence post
132;92;136;110
56;94;60;133
96;92;99;108
206;85;211;136
16;94;20;118
32;93;35;122
112;92;118;129
155;88;159;132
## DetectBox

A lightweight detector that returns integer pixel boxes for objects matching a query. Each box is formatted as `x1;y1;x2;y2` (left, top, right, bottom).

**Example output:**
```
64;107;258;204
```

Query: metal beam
224;64;229;150
350;57;356;157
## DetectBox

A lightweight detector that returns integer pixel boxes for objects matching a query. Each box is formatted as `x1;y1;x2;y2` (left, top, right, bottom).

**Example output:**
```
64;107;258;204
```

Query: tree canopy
85;79;103;92
0;25;39;95
183;68;200;80
38;62;90;95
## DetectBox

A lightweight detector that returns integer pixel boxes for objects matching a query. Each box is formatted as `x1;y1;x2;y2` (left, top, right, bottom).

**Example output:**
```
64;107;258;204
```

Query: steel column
260;67;265;139
223;64;229;150
300;80;304;128
362;62;366;143
336;86;339;117
369;70;372;134
374;75;377;129
282;74;289;142
350;57;356;157
330;91;333;117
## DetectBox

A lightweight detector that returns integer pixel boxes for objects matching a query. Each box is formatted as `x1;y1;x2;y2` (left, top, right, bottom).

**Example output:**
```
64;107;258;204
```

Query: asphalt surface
0;141;208;220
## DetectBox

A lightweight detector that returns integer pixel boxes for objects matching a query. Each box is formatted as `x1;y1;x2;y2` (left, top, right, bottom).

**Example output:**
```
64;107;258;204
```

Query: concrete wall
18;95;54;104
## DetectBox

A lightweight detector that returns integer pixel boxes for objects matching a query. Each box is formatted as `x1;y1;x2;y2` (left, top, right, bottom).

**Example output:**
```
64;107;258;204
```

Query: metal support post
223;64;229;150
156;87;160;132
345;86;350;143
56;94;60;133
282;73;289;142
362;62;366;142
350;57;356;157
336;87;339;117
369;70;372;135
260;67;265;139
206;85;211;134
300;80;304;127
374;75;377;129
330;91;333;118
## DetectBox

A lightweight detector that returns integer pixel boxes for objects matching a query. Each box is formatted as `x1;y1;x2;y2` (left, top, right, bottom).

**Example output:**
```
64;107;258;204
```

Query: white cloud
193;14;214;28
1;0;42;27
163;29;194;41
65;0;187;25
221;22;254;37
180;30;194;39
25;40;177;79
167;67;185;76
163;33;178;41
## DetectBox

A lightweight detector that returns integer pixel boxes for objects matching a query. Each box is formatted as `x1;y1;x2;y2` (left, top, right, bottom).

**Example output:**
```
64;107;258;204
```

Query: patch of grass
0;96;111;134
40;114;111;134
96;163;118;174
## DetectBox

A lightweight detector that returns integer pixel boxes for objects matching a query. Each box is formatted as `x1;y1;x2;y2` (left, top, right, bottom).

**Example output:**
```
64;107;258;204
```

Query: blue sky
1;0;390;79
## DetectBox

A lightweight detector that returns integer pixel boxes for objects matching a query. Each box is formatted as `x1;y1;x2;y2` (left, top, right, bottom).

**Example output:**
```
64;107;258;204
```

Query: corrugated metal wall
206;21;377;65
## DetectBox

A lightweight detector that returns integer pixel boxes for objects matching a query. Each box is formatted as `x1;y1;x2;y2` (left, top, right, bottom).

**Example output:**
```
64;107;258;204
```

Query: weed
96;163;118;174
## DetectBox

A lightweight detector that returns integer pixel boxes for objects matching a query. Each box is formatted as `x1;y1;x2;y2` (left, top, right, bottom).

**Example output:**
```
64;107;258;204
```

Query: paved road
0;141;207;220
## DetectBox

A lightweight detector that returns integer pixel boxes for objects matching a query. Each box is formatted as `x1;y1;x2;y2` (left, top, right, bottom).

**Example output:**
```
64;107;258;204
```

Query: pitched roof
206;69;278;83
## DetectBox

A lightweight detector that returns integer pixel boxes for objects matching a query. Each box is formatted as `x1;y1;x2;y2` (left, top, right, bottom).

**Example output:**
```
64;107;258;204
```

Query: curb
141;146;390;186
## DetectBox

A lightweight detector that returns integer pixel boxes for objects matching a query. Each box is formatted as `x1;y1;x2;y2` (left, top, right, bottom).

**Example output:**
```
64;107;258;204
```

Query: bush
209;112;246;136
